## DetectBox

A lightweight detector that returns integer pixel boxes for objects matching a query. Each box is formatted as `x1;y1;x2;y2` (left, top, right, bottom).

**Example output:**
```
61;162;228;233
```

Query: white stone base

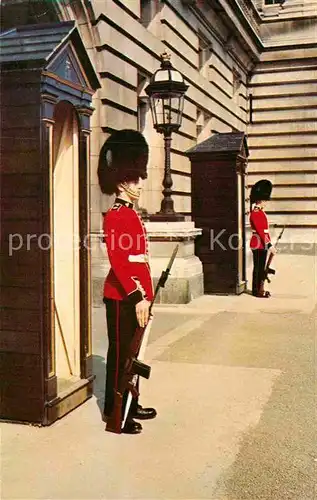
145;221;204;304
91;222;204;306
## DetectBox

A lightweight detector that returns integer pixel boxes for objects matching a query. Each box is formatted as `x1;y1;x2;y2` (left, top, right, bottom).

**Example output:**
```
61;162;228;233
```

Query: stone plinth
91;222;204;306
145;221;204;304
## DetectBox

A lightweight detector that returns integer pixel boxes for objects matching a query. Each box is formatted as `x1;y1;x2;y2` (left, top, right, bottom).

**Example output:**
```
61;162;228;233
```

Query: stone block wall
3;0;315;301
87;0;254;231
248;28;317;239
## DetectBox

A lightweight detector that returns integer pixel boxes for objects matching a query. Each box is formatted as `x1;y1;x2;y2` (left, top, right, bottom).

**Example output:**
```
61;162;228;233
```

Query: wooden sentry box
0;22;100;424
186;133;248;295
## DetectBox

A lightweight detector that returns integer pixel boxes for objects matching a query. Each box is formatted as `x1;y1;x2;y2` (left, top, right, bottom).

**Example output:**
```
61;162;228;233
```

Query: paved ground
1;254;316;500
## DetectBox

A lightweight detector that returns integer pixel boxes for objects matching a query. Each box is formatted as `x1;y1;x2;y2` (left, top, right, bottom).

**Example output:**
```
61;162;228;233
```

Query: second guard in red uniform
249;179;277;298
98;129;156;434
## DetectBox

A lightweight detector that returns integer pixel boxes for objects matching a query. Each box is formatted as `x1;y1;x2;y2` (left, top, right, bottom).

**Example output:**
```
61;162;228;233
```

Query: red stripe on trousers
114;301;120;391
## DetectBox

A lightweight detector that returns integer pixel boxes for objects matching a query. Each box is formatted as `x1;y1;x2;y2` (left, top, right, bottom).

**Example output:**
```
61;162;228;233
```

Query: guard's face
256;200;266;208
121;177;144;201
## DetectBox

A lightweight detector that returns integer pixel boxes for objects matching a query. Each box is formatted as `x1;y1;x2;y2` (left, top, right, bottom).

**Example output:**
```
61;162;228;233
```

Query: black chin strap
115;197;133;209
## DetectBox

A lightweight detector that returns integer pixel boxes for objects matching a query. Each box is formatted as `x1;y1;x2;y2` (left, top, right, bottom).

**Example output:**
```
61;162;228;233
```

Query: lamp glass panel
149;92;185;130
149;95;158;127
156;96;183;126
154;70;170;82
170;70;183;83
167;95;184;126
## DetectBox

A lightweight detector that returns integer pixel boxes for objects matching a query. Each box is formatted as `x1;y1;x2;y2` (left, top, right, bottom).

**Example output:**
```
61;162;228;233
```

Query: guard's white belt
128;254;148;263
252;229;269;233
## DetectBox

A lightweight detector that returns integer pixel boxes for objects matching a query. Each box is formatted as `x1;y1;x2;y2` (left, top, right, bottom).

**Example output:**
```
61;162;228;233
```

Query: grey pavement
1;254;316;500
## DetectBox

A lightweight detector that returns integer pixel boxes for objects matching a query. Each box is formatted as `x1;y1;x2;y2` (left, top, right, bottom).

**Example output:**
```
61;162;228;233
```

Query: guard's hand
270;246;277;255
136;299;150;327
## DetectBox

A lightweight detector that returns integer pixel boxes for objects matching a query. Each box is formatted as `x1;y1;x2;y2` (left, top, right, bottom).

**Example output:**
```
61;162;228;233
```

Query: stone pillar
145;221;204;304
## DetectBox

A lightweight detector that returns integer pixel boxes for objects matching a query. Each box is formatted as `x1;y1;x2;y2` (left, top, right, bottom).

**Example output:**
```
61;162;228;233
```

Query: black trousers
104;298;139;420
252;249;267;295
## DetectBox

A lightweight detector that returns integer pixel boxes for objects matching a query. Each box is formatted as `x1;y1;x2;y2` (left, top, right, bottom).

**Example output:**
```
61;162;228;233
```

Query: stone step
247;134;317;147
247;172;317;184
266;199;317;211
252;94;317;110
262;31;317;45
248;147;317;160
250;83;317;97
252;108;317;122
247;161;317;173
249;120;317;134
255;58;317;73
247;185;317;198
251;69;317;86
263;212;317;226
245;227;317;249
260;47;317;63
251;227;317;245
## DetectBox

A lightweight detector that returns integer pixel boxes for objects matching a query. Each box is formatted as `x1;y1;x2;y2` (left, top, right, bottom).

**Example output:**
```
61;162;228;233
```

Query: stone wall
2;0;315;300
84;0;259;301
71;0;316;295
87;0;255;229
248;8;317;245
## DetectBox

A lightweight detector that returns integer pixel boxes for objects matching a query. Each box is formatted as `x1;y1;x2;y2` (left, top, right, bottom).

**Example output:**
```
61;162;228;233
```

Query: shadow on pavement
92;354;106;418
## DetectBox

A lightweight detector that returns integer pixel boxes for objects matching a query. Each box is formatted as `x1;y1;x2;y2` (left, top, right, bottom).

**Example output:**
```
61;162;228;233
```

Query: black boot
133;404;157;420
122;419;142;434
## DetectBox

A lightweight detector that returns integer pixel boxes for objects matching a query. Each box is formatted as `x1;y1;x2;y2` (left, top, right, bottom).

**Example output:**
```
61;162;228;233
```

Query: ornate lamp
145;52;188;221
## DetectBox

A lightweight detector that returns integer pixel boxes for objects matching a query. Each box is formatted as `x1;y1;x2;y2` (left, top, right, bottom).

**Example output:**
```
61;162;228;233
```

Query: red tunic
103;199;153;303
249;206;272;250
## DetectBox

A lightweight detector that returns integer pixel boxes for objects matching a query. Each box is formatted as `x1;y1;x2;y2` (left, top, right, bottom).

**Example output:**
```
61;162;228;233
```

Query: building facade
2;0;317;299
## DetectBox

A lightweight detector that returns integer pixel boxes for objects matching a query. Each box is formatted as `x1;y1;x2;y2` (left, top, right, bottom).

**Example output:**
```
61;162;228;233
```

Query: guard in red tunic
98;129;156;434
249;179;277;298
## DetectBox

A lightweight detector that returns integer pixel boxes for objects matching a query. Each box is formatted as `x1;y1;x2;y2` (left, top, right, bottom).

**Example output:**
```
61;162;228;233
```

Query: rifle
264;226;285;283
105;244;179;434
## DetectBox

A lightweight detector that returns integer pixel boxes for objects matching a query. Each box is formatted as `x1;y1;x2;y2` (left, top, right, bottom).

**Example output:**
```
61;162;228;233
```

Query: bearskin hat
250;179;272;204
98;129;149;195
